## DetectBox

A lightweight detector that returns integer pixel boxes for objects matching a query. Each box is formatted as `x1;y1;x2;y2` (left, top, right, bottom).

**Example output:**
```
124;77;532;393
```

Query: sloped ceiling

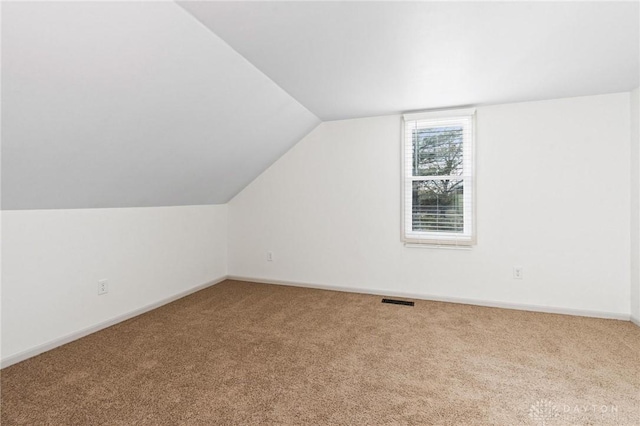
178;1;640;120
3;2;638;210
1;1;319;210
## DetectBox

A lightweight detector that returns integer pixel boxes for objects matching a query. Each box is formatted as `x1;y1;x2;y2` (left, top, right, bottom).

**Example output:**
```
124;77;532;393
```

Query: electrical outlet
98;279;108;295
267;251;273;262
513;267;523;280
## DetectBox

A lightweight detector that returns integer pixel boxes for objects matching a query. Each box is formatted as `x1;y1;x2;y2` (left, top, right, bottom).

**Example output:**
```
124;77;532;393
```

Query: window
402;108;476;246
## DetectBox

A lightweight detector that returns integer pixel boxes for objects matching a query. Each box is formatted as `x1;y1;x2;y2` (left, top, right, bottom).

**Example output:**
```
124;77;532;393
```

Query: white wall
1;205;227;365
631;87;640;323
229;93;631;318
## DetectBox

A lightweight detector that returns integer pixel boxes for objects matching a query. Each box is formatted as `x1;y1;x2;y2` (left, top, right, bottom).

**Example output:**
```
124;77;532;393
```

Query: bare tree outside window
411;126;464;233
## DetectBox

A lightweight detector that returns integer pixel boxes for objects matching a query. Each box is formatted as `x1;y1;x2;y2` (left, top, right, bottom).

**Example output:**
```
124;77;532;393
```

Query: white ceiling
1;2;319;209
179;1;640;121
3;1;638;209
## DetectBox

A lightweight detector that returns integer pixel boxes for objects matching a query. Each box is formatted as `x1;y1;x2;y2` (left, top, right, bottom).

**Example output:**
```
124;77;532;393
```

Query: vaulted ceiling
2;2;319;209
2;1;638;209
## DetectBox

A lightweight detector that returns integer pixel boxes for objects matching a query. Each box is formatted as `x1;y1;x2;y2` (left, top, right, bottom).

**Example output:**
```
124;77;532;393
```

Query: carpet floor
1;280;639;425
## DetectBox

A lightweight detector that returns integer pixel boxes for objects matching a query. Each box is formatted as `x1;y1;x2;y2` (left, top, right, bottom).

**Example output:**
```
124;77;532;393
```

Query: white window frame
402;108;476;246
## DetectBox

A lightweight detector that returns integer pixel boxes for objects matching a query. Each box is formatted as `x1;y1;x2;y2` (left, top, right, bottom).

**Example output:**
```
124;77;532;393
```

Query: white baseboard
228;275;631;322
0;276;228;369
4;275;632;369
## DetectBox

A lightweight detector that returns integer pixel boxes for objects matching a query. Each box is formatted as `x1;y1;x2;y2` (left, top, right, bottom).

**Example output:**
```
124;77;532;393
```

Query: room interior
1;1;639;425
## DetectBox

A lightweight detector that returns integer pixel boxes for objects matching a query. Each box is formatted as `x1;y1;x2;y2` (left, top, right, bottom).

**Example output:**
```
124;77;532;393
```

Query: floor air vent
381;298;414;306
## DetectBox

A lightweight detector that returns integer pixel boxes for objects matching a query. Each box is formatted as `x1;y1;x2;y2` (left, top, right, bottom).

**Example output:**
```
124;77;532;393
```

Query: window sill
403;243;473;250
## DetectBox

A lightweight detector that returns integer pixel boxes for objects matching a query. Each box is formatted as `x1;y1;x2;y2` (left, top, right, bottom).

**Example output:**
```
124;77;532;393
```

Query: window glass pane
412;126;464;176
412;180;464;233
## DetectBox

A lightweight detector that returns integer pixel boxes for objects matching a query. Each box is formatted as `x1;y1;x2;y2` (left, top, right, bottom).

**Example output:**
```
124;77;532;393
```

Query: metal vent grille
381;298;414;307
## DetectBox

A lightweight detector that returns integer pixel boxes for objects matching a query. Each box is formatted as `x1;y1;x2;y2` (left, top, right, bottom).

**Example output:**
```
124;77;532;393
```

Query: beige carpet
1;280;639;425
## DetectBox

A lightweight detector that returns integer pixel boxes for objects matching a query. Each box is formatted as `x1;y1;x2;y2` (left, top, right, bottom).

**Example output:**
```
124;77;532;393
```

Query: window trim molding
403;107;477;122
400;107;477;247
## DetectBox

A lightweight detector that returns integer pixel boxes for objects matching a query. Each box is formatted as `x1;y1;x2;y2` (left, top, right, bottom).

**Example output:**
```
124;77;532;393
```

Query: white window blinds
402;108;476;246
